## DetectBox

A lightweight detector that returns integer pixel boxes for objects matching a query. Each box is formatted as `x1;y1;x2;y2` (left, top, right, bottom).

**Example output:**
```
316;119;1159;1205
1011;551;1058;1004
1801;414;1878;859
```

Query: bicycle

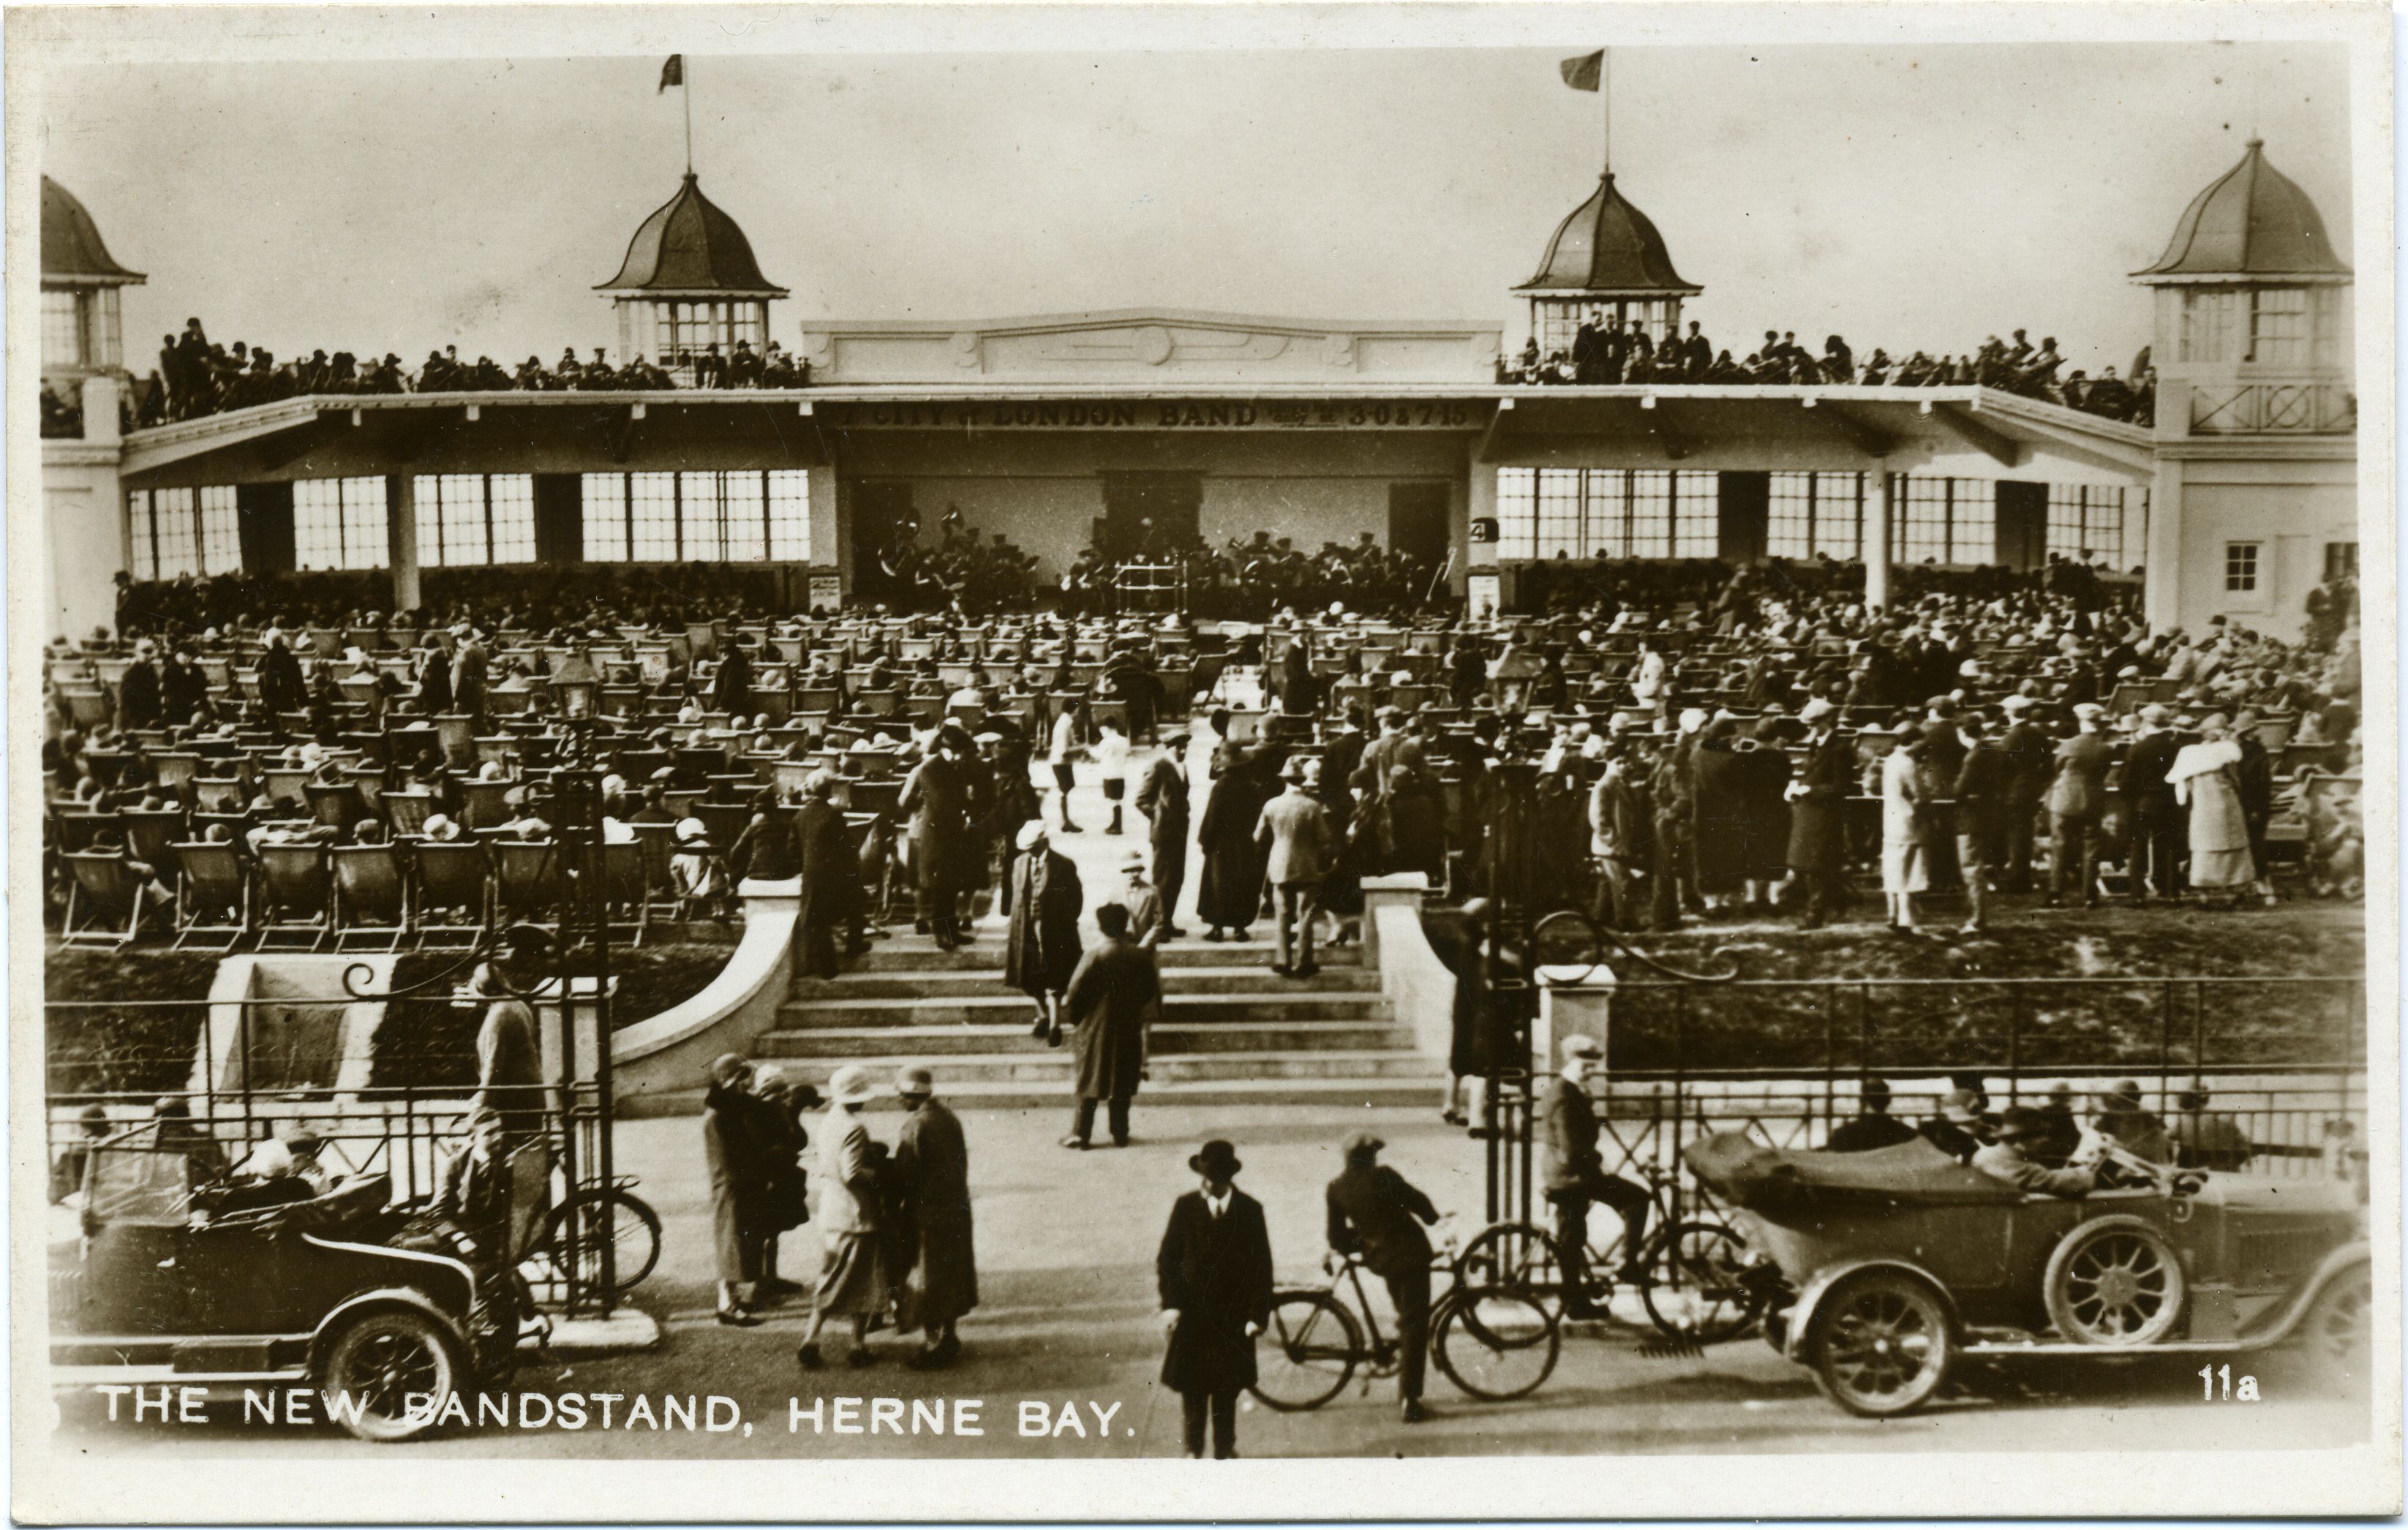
1456;1162;1766;1344
1250;1217;1561;1411
522;1175;662;1301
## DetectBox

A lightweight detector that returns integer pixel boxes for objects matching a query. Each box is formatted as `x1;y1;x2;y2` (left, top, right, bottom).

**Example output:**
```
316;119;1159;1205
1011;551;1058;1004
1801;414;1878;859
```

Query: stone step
796;965;1380;1000
757;1019;1417;1059
844;937;1362;973
622;1074;1445;1117
775;992;1388;1029
741;1049;1445;1087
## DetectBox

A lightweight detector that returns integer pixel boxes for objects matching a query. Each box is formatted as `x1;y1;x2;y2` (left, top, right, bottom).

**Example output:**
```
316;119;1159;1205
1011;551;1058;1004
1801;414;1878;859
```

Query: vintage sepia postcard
8;2;2396;1520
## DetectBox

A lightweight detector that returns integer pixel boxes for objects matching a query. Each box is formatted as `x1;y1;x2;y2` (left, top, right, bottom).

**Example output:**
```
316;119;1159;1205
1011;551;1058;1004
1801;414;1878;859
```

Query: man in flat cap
2046;701;2112;908
1324;1131;1442;1421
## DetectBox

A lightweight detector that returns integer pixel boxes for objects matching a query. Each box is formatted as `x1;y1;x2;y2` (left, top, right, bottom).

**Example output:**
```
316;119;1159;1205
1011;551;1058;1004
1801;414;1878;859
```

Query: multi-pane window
767;470;811;559
582;470;813;562
2325;542;2358;581
1948;480;1995;565
294;477;388;570
2247;288;2308;366
2179;290;2239;363
1670;472;1718;558
1495;468;1538;559
1579;470;1626;557
1626;471;1672;558
197;486;241;575
1768;473;1815;559
2045;485;2129;564
1812;472;1862;560
582;473;628;561
127;487;244;580
1534;470;1584;559
2224;542;2259;593
42;289;86;369
628;473;680;560
413;473;538;567
1895;478;1953;565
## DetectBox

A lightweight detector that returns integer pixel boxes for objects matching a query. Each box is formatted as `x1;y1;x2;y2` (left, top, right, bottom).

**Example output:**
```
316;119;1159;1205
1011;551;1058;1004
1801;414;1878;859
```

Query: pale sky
40;42;2352;377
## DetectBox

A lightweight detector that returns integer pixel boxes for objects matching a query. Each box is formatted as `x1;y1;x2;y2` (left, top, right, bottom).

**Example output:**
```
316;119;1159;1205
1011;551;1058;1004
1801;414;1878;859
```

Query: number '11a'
2200;1364;2260;1401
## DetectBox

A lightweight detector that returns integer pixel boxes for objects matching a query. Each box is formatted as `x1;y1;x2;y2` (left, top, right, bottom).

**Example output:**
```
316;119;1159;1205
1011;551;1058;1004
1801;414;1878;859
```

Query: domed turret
598;173;787;377
41;176;144;380
1513;171;1700;362
2133;138;2352;402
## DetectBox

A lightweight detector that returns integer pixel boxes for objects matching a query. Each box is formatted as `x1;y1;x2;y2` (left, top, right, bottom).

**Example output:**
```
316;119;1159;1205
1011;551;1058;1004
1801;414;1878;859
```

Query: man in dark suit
451;630;489;726
1678;320;1713;377
1155;1139;1272;1460
1995;696;2051;892
791;770;858;979
2121;704;2185;904
1786;700;1853;929
1952;715;2006;932
2046;703;2112;908
118;640;164;731
1132;744;1192;938
1571;310;1603;384
1325;1131;1442;1422
1824;1077;1919;1153
1540;1035;1651;1318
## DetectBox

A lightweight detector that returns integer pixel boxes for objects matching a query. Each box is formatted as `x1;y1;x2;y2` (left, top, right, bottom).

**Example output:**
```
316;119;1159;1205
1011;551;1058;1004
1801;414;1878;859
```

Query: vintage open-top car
50;1134;511;1442
1687;1131;2372;1417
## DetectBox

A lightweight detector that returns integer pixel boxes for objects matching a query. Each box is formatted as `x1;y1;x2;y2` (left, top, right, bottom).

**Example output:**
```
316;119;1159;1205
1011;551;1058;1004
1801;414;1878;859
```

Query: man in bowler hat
1155;1139;1273;1458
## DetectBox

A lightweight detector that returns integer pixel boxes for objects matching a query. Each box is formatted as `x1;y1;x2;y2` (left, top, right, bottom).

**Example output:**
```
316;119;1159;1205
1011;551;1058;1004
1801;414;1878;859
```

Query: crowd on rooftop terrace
1500;318;2157;426
124;317;811;428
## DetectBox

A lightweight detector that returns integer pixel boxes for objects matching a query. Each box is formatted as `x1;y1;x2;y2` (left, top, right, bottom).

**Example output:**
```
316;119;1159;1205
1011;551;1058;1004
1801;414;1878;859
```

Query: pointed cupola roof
2132;138;2351;284
597;173;787;298
1516;171;1700;298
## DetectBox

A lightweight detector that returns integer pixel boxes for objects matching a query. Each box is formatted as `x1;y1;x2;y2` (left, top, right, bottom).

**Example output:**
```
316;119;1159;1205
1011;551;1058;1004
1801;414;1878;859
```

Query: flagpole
1600;48;1611;173
683;56;694;173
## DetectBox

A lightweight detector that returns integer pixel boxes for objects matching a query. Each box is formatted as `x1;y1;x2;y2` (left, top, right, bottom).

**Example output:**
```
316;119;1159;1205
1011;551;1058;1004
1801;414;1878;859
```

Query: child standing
1096;718;1130;835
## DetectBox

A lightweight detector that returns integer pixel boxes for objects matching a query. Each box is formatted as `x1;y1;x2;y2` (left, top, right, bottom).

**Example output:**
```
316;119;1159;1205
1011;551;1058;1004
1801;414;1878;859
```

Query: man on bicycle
1323;1131;1442;1423
1540;1035;1652;1319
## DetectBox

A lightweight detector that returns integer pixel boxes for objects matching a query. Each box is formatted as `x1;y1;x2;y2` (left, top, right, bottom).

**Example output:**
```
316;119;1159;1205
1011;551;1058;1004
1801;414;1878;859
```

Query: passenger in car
1971;1109;2098;1197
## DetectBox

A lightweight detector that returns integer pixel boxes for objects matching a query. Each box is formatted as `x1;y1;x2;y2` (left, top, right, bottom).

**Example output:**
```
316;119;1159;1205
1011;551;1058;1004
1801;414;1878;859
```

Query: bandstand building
42;140;2357;643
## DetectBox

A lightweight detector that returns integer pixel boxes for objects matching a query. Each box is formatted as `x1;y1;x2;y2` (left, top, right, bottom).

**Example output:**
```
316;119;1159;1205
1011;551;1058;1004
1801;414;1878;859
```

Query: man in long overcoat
1194;747;1272;941
1058;903;1159;1148
702;1054;768;1324
1132;742;1192;937
260;633;309;721
1786;701;1854;929
900;730;977;949
1155;1138;1273;1460
893;1066;977;1367
791;771;858;979
710;640;753;718
1005;821;1084;1034
118;641;164;731
450;630;489;726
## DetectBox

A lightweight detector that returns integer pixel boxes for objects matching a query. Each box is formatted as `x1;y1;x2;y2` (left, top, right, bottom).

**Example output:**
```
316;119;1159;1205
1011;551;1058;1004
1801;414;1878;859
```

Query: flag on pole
659;54;684;92
1559;50;1603;91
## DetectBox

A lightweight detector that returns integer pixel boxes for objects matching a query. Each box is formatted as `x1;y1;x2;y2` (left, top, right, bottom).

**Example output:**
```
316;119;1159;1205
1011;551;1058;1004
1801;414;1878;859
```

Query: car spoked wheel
1810;1271;1952;1418
2043;1218;2187;1346
321;1308;458;1442
2300;1266;2374;1382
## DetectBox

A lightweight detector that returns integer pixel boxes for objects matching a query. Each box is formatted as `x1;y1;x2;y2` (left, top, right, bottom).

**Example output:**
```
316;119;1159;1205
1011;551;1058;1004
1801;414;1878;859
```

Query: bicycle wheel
1455;1221;1562;1305
543;1188;663;1297
1433;1285;1560;1401
1640;1219;1765;1343
1249;1290;1361;1412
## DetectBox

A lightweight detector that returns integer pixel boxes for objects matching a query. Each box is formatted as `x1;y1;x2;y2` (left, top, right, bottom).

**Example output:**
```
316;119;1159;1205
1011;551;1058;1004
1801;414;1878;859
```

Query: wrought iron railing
2189;382;2356;434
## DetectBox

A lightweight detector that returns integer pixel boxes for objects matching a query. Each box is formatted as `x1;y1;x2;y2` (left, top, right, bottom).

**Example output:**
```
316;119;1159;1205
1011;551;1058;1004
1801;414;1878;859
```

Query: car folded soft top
1685;1129;2023;1216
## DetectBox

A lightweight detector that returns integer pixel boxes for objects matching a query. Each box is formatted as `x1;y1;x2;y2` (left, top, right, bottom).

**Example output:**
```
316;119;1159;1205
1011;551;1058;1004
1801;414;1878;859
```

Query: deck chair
696;802;752;851
53;812;113;853
151;752;201;791
121;809;187;880
192;777;249;813
61;851;150;948
432;713;477;765
492;840;566;926
409;839;492;940
628;822;682;918
459;780;515;830
263;767;310;804
255;843;334;950
305;780;368;832
62;689;111;729
382;789;436;837
170;840;250;951
331;843;411;951
663;788;706;821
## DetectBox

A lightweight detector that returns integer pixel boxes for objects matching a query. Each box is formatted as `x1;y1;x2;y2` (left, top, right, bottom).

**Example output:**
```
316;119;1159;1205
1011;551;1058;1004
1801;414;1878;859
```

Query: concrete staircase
753;935;1443;1109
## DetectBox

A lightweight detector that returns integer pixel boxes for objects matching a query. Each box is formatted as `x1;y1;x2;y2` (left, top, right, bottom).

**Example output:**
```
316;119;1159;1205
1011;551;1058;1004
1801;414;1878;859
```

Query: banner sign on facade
835;399;1482;432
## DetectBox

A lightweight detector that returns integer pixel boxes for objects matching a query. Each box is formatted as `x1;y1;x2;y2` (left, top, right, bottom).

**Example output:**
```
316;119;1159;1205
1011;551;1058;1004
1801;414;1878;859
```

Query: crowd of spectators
1500;315;2156;426
132;317;812;428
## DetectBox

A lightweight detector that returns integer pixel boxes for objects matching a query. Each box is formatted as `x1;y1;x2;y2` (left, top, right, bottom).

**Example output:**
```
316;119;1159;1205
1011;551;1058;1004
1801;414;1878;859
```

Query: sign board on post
1467;573;1502;622
808;573;843;614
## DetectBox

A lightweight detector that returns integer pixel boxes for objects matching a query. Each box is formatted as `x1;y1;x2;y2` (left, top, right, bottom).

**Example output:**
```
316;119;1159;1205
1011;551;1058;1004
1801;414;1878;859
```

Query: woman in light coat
2169;714;2253;901
796;1066;887;1369
1879;734;1929;932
